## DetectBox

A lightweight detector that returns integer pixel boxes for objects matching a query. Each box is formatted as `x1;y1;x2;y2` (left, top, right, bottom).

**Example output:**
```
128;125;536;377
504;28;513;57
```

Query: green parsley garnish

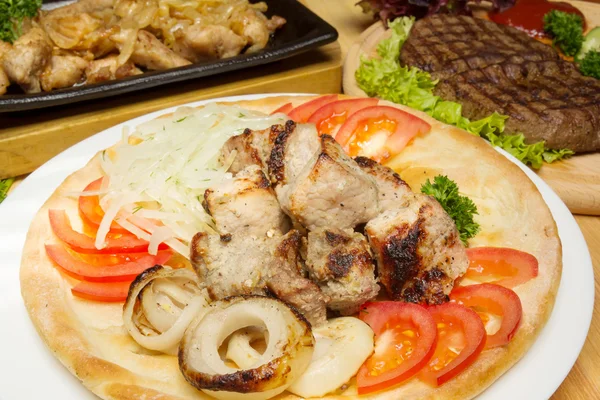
543;10;584;57
421;175;480;245
0;177;15;204
0;0;42;43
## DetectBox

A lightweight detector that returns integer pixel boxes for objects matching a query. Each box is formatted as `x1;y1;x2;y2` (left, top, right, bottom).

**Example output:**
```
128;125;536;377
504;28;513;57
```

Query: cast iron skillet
0;0;338;112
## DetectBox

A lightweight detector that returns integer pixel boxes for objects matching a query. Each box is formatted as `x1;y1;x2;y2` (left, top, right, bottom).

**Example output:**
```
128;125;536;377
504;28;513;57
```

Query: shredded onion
95;104;286;257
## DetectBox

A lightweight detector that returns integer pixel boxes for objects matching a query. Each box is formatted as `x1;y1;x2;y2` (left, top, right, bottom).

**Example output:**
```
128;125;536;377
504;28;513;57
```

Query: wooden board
0;42;342;179
341;0;600;215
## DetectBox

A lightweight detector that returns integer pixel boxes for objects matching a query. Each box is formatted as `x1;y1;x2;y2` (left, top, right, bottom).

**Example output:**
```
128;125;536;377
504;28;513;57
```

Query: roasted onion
227;317;374;397
123;265;209;355
178;295;314;400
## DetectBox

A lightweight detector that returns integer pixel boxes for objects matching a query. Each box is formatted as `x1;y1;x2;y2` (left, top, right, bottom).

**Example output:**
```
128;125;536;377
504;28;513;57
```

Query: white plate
0;94;594;400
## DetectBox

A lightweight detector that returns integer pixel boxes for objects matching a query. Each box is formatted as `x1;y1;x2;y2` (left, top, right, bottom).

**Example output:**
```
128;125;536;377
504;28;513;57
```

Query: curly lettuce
355;17;574;168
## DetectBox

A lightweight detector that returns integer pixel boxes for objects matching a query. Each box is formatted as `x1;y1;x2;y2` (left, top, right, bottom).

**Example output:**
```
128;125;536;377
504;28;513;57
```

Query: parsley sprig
421;175;480;245
0;0;42;43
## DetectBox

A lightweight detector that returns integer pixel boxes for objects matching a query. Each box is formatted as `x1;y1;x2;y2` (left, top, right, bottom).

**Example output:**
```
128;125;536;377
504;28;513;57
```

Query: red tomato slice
335;106;431;162
307;98;379;137
451;283;522;349
271;102;293;115
288;94;338;123
71;280;132;302
48;209;165;254
357;302;438;395
419;303;486;387
463;247;539;288
45;244;172;282
78;178;126;232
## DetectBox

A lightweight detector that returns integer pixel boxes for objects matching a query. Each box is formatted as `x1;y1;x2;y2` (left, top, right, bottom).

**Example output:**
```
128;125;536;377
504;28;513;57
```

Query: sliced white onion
179;296;314;400
149;226;174;255
226;317;374;397
123;266;209;355
288;317;374;397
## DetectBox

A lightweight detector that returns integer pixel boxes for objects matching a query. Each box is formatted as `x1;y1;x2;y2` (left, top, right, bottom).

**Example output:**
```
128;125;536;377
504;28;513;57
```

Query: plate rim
0;93;594;400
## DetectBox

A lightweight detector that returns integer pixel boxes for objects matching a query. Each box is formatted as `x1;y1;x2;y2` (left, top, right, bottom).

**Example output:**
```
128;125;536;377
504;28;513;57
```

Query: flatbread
20;95;562;400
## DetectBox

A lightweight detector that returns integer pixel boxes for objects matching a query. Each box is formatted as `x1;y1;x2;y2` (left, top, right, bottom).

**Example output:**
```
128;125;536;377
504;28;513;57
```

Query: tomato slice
48;209;165;254
307;98;379;137
463;247;539;288
71;280;132;302
419;303;486;387
288;94;338;123
271;102;294;115
45;244;172;282
357;302;438;394
335;106;431;162
78;178;126;232
451;283;522;349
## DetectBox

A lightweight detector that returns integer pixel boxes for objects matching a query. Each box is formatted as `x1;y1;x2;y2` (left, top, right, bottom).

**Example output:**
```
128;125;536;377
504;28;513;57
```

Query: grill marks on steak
400;15;600;152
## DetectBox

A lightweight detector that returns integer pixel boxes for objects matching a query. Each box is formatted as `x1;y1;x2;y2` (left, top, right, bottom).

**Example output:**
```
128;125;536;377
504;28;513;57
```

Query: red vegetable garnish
48;209;166;254
71;280;132;302
307;98;379;137
45;244;172;282
271;102;294;115
419;303;486;387
288;94;338;123
357;301;437;394
357;0;516;25
78;178;126;232
335;105;431;162
464;247;538;288
451;283;523;349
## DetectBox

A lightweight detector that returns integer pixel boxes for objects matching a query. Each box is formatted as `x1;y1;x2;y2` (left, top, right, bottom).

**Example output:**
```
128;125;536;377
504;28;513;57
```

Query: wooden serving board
0;42;342;180
342;0;600;215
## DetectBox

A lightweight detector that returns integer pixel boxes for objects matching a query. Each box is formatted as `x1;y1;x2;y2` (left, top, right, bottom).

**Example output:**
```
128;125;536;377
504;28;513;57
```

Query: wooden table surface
5;1;600;398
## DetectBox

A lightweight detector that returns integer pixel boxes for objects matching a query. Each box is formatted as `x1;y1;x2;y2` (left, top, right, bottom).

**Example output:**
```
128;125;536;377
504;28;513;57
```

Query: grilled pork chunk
40;55;88;92
268;121;320;186
173;24;247;63
274;135;379;231
191;230;327;326
355;156;414;212
203;165;290;237
218;122;293;174
303;228;379;315
365;195;468;304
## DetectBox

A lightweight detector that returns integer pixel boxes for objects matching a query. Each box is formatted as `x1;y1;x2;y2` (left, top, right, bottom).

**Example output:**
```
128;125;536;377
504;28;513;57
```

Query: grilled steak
400;15;600;152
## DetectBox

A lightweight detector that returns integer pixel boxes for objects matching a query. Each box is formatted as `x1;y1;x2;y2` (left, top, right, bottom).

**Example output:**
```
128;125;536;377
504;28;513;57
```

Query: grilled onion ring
178;295;314;400
123;265;209;355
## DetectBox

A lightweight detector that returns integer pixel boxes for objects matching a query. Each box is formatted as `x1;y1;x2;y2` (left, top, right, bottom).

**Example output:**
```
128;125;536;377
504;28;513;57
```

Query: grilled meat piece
355;156;413;212
266;230;329;326
268;121;321;186
85;55;142;84
3;27;53;93
132;31;192;70
173;24;247;63
401;15;600;152
365;194;468;304
0;41;11;95
203;165;290;237
435;60;600;151
191;230;327;326
303;228;379;315
40;55;88;92
274;135;379;231
219;122;293;174
229;8;286;53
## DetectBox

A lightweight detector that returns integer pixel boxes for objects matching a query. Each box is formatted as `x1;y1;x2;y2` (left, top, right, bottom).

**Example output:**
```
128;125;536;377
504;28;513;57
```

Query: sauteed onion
178;296;314;400
123;265;209;355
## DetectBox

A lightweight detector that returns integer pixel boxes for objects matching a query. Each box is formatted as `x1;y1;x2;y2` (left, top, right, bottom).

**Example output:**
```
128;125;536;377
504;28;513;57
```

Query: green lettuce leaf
355;16;574;168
